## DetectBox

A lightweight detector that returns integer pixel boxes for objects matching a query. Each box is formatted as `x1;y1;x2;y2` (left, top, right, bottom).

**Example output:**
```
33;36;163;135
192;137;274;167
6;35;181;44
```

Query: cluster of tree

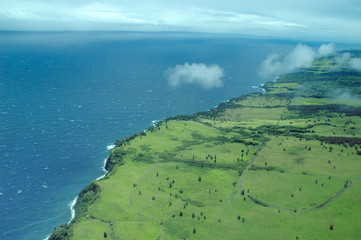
288;105;361;117
115;131;147;146
49;224;71;240
49;183;102;239
249;165;285;173
75;183;101;220
105;149;126;172
317;136;361;147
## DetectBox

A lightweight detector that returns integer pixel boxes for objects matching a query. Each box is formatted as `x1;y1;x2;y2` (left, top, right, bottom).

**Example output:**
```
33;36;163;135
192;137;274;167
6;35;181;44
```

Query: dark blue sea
0;32;355;240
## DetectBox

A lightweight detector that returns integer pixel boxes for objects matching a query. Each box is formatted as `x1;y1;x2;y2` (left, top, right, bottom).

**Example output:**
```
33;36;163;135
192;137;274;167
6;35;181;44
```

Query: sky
1;0;361;43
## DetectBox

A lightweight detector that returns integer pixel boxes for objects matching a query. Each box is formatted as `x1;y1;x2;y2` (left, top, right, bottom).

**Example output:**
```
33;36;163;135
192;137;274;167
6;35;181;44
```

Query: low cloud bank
328;89;361;106
337;53;361;72
317;43;335;57
165;63;224;89
350;58;361;72
259;43;335;78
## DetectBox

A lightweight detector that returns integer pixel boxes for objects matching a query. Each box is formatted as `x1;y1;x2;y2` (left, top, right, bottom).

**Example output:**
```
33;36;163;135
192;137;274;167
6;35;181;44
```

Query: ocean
0;32;351;240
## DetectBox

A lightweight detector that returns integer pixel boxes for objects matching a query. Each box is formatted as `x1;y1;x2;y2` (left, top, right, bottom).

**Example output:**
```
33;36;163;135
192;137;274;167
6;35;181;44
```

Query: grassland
50;51;361;240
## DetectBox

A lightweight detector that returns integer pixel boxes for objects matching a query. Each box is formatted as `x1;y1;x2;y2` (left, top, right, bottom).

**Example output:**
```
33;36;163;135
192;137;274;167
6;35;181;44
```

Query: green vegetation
50;51;361;239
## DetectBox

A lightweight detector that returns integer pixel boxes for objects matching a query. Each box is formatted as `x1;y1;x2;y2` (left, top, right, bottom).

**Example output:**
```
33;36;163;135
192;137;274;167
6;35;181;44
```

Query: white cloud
165;63;224;89
336;52;351;66
350;58;361;72
329;89;361;106
259;44;315;78
259;43;338;78
336;52;361;72
317;43;335;57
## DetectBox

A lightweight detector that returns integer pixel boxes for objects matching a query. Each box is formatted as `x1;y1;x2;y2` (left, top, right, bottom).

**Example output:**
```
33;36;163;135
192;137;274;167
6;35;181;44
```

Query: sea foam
95;160;107;181
106;144;115;150
68;196;78;223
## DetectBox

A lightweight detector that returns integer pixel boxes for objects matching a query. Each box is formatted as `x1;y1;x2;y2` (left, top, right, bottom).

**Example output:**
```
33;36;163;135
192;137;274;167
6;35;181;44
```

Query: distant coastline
49;49;361;239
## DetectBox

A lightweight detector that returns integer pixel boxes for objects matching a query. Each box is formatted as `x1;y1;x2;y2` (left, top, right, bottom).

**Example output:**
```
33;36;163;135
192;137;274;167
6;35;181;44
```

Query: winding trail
239;150;361;213
216;101;289;219
238;101;361;213
128;160;164;240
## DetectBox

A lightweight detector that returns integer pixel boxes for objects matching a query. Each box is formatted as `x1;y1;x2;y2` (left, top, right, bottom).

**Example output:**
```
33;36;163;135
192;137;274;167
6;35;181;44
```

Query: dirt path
128;161;164;240
239;152;361;213
238;100;361;213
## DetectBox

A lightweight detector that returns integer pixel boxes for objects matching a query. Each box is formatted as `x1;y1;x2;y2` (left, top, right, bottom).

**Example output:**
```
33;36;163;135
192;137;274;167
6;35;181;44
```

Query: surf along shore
50;50;361;240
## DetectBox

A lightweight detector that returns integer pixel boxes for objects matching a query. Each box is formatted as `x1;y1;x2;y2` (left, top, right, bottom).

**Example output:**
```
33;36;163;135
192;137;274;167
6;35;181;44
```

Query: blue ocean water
0;32;350;240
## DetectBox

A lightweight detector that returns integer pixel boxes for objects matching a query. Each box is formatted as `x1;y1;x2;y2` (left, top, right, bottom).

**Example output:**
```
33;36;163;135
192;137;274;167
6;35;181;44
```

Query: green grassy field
50;51;361;240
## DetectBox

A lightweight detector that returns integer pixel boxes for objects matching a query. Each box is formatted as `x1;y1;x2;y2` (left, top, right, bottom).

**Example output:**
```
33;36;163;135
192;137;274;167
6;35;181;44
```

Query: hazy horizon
1;0;361;43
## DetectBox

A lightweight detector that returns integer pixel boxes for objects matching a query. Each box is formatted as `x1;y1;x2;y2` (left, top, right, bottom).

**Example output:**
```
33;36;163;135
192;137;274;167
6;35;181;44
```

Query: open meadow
50;52;361;240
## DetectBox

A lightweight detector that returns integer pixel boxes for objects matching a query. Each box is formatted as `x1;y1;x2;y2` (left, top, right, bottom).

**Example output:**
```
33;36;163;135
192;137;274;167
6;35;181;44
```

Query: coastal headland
50;50;361;239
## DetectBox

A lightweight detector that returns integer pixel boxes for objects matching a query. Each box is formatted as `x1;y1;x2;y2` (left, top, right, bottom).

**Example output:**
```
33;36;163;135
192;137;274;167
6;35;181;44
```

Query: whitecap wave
68;196;78;223
259;83;266;93
151;120;159;127
43;234;51;240
96;173;106;181
252;85;266;93
106;144;115;150
96;158;108;181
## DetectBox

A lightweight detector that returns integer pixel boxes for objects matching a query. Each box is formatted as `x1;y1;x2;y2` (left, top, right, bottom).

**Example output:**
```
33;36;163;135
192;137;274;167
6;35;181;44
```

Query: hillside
50;51;361;240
